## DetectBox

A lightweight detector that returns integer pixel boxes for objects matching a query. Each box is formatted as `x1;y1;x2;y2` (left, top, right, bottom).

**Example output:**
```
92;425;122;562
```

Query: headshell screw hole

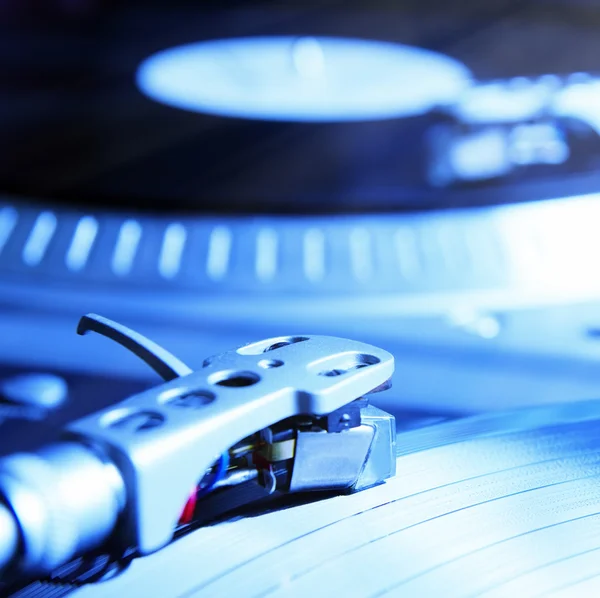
208;370;260;387
258;359;284;369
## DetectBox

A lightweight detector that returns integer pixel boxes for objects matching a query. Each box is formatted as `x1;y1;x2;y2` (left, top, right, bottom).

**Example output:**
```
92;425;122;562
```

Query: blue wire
196;451;230;498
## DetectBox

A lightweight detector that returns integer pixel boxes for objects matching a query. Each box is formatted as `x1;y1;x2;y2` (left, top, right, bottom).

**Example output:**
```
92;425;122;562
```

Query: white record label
136;36;472;122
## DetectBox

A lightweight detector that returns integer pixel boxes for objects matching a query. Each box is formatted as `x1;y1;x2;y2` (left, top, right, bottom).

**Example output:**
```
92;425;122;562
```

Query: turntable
3;1;600;596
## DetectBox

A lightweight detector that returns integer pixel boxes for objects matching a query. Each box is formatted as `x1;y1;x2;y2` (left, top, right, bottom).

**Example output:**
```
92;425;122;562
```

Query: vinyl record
34;399;600;598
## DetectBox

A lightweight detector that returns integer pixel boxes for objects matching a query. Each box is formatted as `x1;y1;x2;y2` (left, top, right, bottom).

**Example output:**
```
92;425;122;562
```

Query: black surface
2;2;600;213
0;365;152;457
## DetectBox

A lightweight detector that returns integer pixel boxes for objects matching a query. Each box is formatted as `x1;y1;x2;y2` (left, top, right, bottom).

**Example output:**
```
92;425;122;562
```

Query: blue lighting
136;36;472;122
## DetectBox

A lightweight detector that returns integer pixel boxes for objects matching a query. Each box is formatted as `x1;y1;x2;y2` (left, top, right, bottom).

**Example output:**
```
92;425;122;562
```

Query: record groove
65;401;600;598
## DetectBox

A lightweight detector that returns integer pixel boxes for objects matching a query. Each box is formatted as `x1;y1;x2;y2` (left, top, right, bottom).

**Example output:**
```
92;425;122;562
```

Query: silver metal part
0;442;125;574
77;313;193;381
353;406;397;491
0;501;18;573
0;326;395;581
289;425;375;492
1;373;68;410
68;335;393;554
213;468;258;490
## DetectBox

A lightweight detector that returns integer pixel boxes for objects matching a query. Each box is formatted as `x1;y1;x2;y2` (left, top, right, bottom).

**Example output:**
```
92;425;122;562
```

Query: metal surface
5;194;600;416
77;314;192;382
213;468;259;490
2;194;600;327
0;373;68;410
0;442;125;574
0;502;17;574
290;425;375;492
354;405;397;491
68;334;393;553
0;331;394;584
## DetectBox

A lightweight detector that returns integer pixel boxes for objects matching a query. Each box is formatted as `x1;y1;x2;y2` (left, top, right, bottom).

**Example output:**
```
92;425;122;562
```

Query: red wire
179;488;197;525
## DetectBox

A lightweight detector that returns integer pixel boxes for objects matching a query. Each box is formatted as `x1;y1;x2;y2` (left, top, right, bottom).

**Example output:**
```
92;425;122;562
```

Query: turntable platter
2;2;600;416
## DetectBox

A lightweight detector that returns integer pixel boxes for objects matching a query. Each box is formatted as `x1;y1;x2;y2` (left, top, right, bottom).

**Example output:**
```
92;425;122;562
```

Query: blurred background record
3;0;600;434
